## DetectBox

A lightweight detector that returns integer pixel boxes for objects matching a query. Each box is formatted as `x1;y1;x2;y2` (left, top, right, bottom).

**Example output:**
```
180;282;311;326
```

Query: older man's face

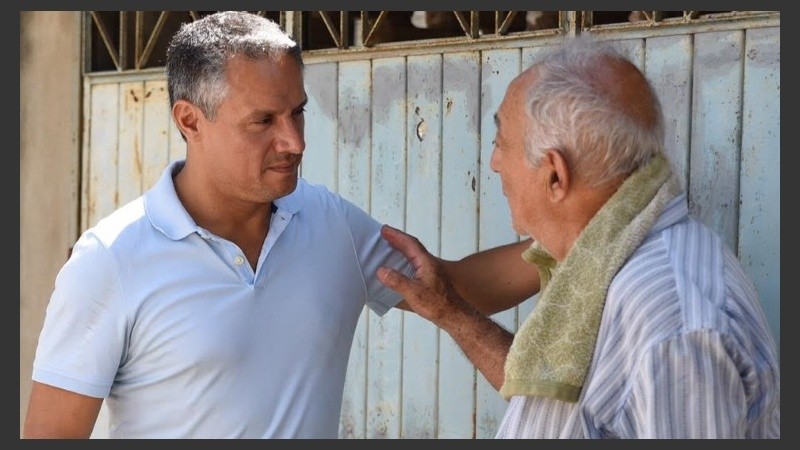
489;75;542;239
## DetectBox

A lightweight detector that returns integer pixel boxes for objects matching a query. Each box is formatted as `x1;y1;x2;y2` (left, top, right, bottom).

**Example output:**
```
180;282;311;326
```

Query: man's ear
543;149;570;202
172;100;202;142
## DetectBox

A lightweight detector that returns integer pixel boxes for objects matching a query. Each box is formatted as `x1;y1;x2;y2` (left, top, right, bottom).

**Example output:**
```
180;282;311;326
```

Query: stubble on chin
264;176;298;202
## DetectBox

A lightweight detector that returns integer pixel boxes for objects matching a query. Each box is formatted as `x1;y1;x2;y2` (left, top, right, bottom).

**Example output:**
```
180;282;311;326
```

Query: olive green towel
499;154;681;402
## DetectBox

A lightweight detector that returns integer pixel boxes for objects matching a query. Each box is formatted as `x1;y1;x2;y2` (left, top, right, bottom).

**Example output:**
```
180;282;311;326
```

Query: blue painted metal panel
337;60;372;439
303;63;339;190
402;54;442;438
646;35;693;189
740;27;780;357
690;31;744;250
367;56;407;438
439;51;481;439
477;48;520;439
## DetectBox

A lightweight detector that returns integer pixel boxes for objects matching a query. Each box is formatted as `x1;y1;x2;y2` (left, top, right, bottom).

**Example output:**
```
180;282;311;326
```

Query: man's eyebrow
249;98;308;118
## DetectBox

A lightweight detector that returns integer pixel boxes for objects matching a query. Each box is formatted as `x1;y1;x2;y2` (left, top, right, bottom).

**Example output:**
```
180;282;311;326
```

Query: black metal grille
85;11;777;73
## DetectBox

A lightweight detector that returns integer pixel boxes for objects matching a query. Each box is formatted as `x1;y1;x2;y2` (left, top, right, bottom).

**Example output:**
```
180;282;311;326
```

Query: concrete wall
19;11;82;437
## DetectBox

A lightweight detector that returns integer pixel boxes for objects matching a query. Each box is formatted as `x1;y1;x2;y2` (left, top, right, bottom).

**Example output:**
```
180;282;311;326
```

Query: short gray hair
522;36;665;185
166;11;303;120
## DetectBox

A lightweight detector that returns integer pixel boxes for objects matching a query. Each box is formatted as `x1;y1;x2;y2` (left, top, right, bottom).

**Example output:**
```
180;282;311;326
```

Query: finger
377;266;417;297
380;225;432;271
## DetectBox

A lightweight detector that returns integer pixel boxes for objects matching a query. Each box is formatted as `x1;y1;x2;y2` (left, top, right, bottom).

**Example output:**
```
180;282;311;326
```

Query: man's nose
489;145;500;173
276;117;305;154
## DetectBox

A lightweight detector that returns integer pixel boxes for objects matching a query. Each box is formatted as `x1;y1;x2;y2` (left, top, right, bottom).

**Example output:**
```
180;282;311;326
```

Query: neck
545;176;626;261
173;161;272;240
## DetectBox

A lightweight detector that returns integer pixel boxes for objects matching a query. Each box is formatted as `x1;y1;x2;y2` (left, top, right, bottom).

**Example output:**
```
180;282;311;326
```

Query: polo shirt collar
144;160;305;241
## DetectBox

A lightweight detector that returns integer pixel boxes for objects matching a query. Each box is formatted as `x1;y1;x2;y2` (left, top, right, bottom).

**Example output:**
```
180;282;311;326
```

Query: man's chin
272;178;299;199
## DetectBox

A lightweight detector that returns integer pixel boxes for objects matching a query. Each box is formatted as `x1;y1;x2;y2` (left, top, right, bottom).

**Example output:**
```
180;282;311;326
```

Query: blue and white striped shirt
496;193;780;438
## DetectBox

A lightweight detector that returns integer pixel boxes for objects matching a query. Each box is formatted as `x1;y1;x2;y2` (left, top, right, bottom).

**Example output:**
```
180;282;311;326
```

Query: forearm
437;302;514;391
442;239;540;315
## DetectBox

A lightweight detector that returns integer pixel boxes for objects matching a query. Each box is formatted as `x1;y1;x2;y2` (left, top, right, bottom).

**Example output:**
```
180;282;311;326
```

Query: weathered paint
691;30;743;250
739;27;780;357
402;53;442;439
337;59;372;439
614;38;645;70
476;47;520;439
367;56;406;439
302;63;338;189
117;82;144;206
438;51;480;439
142;80;170;190
645;35;693;189
87;83;119;228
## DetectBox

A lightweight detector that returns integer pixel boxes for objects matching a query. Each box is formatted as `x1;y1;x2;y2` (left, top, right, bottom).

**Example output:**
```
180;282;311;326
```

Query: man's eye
293;108;306;115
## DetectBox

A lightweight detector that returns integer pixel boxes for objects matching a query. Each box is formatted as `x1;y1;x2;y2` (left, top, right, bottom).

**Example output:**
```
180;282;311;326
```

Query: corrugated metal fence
81;25;779;438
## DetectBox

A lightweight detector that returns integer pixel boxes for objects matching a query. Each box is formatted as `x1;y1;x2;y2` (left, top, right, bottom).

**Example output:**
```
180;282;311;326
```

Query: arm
441;238;540;315
23;381;103;438
378;225;514;390
394;228;540;316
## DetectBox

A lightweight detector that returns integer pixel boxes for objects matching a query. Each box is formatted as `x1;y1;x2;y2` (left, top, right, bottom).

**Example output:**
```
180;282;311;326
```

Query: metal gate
80;11;780;438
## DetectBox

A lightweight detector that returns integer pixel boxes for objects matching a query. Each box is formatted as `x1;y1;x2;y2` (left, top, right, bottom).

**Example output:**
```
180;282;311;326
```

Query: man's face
196;53;308;204
490;75;542;238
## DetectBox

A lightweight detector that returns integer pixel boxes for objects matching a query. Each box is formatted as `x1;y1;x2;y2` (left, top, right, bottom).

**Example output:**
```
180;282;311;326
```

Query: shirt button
234;255;245;266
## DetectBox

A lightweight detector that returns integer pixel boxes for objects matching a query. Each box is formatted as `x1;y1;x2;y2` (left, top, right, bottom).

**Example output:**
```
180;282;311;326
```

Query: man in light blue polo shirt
22;11;539;438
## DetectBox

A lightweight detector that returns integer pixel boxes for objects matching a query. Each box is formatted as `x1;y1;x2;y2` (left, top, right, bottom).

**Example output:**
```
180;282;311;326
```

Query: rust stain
445;97;453;115
471;175;476;192
130;89;139;103
87;197;96;222
145;90;152;98
472;409;477;438
134;145;142;176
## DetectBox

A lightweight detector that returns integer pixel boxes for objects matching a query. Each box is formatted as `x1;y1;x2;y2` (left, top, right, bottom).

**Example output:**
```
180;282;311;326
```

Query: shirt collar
645;192;689;238
143;160;305;241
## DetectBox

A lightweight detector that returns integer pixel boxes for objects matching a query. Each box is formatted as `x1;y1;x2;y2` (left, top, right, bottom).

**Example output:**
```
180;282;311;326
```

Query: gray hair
166;11;303;120
522;36;665;186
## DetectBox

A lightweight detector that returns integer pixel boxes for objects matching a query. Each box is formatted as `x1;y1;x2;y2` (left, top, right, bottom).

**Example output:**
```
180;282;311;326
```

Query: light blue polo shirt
31;160;413;438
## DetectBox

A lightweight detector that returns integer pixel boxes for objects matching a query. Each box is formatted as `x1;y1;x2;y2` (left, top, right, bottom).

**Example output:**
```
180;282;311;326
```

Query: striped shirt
495;193;780;438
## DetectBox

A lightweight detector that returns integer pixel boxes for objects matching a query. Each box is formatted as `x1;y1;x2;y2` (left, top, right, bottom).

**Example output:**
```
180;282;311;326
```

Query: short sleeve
336;197;414;316
31;232;128;398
